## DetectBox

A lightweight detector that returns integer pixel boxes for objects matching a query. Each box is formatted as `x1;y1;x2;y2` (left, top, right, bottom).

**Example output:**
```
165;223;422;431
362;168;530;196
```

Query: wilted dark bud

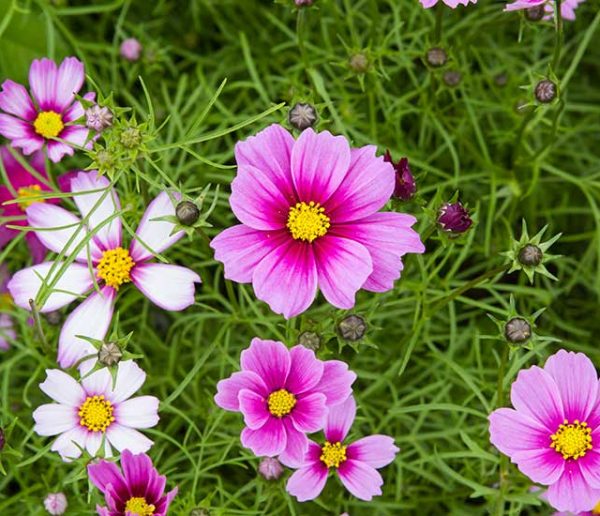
426;47;447;68
504;317;532;344
0;427;5;451
288;103;317;131
494;73;508;87
443;70;461;87
85;105;113;132
535;79;557;104
338;315;366;342
526;5;545;21
349;53;370;74
98;342;122;367
120;127;142;149
383;151;416;201
438;202;473;233
176;201;200;226
258;457;285;480
298;331;320;351
518;244;543;266
45;311;62;326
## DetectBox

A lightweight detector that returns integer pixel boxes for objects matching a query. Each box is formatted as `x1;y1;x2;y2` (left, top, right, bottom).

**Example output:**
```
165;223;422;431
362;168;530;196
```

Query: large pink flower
211;124;424;319
504;0;585;20
287;396;399;502
7;171;201;369
420;0;477;8
0;57;95;162
214;338;356;466
489;350;600;513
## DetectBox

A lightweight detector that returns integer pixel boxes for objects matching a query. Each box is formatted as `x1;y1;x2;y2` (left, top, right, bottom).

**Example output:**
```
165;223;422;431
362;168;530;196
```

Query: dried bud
518;244;543;266
120;127;142;149
298;331;321;351
44;493;68;515
98;342;122;367
258;457;285;480
338;315;366;342
443;70;461;87
288;103;317;131
176;201;200;226
494;73;508;87
438;202;472;233
526;5;545;21
426;47;447;68
0;427;5;451
383;151;416;201
349;53;370;74
534;79;557;104
504;317;532;344
120;38;142;62
44;311;62;326
85;105;113;132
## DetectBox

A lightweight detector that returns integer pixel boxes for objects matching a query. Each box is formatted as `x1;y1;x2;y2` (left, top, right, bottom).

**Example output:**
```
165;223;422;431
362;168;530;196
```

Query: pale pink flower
120;38;142;61
43;493;67;515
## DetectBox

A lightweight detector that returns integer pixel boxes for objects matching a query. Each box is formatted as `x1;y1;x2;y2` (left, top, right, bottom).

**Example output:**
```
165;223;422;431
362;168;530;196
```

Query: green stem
28;299;50;355
296;9;310;76
551;0;564;72
434;4;443;43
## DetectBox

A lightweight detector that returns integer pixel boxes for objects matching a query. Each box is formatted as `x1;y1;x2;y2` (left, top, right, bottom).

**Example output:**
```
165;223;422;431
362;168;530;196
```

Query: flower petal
121;449;154;495
63;91;96;123
286;461;328;502
545;463;600;513
348;435;400;469
239;388;270;430
46;139;75;163
82;365;112;396
240;338;291;392
488;407;552;456
54;57;85;112
279;419;310;468
214;371;268;411
0;114;42;154
290;393;327;433
337;459;384;501
325;396;356;443
29;58;58;111
61;125;91;149
114;396;159;429
240;417;287;457
0;80;37;121
109;360;147;404
87;460;127;496
51;426;87;461
511;447;566;485
85;431;104;457
285;345;324;395
106;424;153;454
314;360;357;408
39;368;86;406
130;263;200;311
33;404;78;436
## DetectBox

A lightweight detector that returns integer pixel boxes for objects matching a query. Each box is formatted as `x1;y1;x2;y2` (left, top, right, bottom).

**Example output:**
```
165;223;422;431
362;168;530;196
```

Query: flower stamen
267;389;296;417
33;111;64;139
287;201;330;243
124;497;155;516
97;247;135;290
78;395;115;432
320;441;347;468
550;419;593;460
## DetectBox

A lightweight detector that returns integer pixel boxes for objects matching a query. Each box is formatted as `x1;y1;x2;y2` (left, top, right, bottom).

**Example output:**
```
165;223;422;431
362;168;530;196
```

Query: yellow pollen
320;441;347;468
550;419;593;460
33;111;64;139
592;500;600;514
287;201;330;243
16;184;44;210
124;497;155;516
267;389;296;418
97;247;135;290
78;395;115;432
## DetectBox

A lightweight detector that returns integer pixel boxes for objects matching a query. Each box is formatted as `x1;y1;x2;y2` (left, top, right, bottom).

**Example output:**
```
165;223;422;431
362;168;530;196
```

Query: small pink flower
7;171;201;369
504;0;585;20
420;0;477;8
211;124;424;319
258;456;285;480
489;350;600;513
214;338;356;466
88;449;178;516
287;396;399;502
0;57;95;162
33;361;159;461
120;38;142;61
43;492;67;515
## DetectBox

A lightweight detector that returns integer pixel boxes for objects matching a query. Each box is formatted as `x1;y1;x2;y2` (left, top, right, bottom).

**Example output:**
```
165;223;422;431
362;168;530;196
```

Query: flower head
7;171;201;369
214;338;356;466
286;396;399;502
44;493;67;515
504;0;586;20
88;449;178;516
438;201;473;233
210;124;424;319
85;105;113;132
489;350;600;513
0;57;95;162
420;0;477;8
383;151;416;201
33;360;158;461
120;38;143;61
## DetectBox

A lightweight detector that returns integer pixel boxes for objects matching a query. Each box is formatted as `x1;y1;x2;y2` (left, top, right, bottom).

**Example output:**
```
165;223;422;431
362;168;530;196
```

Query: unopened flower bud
349;53;370;74
120;38;142;62
98;342;122;367
176;201;200;226
44;493;67;515
258;457;285;480
438;202;472;233
504;317;532;344
383;151;416;201
526;5;545;21
518;244;543;266
85;105;113;132
44;311;62;326
288;103;317;131
443;70;461;87
426;47;447;68
338;315;366;342
120;127;142;149
298;331;320;351
0;427;5;451
534;79;557;104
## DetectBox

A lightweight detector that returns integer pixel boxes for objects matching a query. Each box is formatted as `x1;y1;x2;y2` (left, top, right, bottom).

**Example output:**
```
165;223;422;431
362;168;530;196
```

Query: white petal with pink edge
0;80;37;120
54;57;85;112
106;424;153;454
108;360;147;404
114;396;159;428
50;426;88;462
39;368;86;405
131;263;200;311
33;404;78;436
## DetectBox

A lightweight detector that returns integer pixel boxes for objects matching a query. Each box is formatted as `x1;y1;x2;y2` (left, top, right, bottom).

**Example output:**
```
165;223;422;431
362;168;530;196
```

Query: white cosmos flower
33;360;159;462
7;171;201;369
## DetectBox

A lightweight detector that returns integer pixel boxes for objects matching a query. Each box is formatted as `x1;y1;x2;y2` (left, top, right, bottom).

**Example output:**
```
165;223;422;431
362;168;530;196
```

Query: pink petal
214;371;268;411
488;407;552;456
240;417;287;457
39;368;85;406
0;80;37;120
240;338;290;392
420;0;439;7
46;139;75;163
114;396;159;429
285;345;324;395
325;145;394;223
313;360;357;407
313;235;372;309
54;57;85;112
347;435;399;468
545;463;600;513
286;462;328;502
0;114;42;154
239;388;270;430
290;392;327;433
63;91;96;122
29;58;58;112
109;360;147;403
25;233;47;264
210;225;289;283
337;459;384;501
252;239;318;319
577;450;600;489
105;424;153;454
325;396;356;443
511;448;565;485
290;128;351;205
60;125;91;149
279;419;310;468
88;460;127;495
131;263;200;311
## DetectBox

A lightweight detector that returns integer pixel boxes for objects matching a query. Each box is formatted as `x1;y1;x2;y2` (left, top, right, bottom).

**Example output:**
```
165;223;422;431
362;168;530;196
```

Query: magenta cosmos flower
88;449;178;516
211;124;424;319
287;396;399;502
33;361;159;461
7;171;201;369
0;57;95;162
214;338;356;466
504;0;585;20
420;0;477;7
489;350;600;513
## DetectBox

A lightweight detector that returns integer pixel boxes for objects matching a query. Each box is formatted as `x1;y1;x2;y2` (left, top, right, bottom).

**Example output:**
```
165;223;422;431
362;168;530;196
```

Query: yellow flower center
267;389;296;418
287;201;330;243
16;184;44;210
320;441;347;468
78;395;115;432
550;419;593;460
33;111;64;139
124;497;155;516
97;247;135;290
0;293;12;310
593;501;600;515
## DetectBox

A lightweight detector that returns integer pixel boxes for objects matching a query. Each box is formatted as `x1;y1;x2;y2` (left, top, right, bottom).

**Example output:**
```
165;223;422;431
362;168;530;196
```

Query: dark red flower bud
438;201;472;233
383;151;416;201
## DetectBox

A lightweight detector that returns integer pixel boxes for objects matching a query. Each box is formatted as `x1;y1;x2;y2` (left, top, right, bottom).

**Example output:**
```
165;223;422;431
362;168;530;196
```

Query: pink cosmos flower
88;449;178;516
489;350;600;513
33;360;159;461
211;124;425;319
120;38;143;62
0;146;75;263
0;264;14;350
420;0;477;8
287;396;399;502
504;0;585;20
0;57;95;163
214;338;356;466
7;171;201;369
